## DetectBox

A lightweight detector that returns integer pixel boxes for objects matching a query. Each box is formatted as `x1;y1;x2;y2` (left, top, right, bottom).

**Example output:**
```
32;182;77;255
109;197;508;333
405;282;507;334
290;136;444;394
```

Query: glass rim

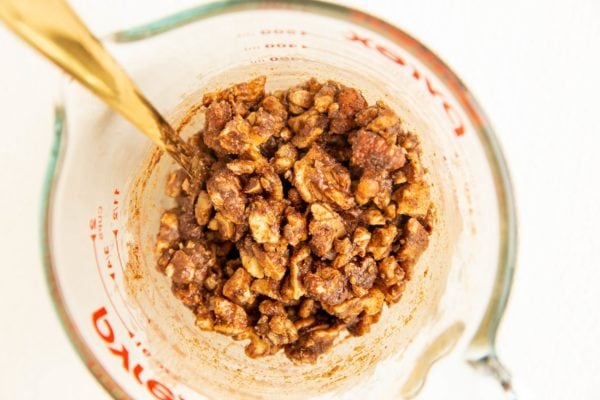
40;1;518;398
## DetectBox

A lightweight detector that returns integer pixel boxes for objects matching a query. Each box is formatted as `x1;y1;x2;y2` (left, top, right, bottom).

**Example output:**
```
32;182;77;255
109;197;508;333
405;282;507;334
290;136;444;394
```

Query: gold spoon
0;0;194;173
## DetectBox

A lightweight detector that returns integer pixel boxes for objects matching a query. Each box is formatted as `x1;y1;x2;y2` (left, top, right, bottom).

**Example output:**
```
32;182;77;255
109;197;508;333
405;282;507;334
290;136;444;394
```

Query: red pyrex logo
92;307;183;400
347;32;465;136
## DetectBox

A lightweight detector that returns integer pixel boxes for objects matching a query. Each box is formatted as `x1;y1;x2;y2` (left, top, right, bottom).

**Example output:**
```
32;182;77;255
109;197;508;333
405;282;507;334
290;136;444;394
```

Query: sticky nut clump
156;77;433;364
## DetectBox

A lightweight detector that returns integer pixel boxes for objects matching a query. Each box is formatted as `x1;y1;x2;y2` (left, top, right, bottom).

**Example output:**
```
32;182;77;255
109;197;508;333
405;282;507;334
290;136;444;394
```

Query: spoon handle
0;0;191;171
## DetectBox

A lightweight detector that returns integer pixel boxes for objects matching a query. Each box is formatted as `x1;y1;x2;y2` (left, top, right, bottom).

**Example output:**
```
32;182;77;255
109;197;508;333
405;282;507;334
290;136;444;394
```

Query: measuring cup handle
468;353;518;399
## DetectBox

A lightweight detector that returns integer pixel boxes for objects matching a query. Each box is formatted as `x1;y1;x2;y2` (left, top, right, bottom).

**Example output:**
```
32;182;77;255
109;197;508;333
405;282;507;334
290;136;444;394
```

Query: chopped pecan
223;268;255;306
177;212;203;241
260;315;299;346
378;255;405;287
294;316;317;331
355;106;379;127
194;190;213;226
283;207;308;246
392;169;408;185
361;208;387;226
226;159;256;175
259;241;289;281
367;224;398;260
293;145;354;209
238;237;265;278
258;166;284;200
219;115;266;154
213;297;249;336
251;278;282;301
203;76;266;116
203;271;223;292
288;87;314;111
279;127;292;141
384;203;397;219
172;282;203;308
332;237;353;269
313;82;338;113
261;95;288;121
288;244;312;300
251;108;284;141
231;75;267;114
324;288;384;321
348;312;381;336
355;169;379;206
208;212;236;241
183;240;214;283
206;168;246;224
308;203;346;257
157;77;433;364
304;267;348;306
394;180;430;218
304;77;323;94
366;102;402;141
397;218;429;278
285;324;344;364
382;282;406;304
289;109;328;148
272;143;298;174
194;302;214;331
157;249;173;272
356;168;392;209
352;226;371;258
248;197;284;244
399;132;424;181
259;299;286;316
287;188;303;207
203;100;232;153
350;129;405;171
156;211;180;254
243;176;263;194
165;250;195;284
329;87;367;134
245;330;279;358
344;257;377;297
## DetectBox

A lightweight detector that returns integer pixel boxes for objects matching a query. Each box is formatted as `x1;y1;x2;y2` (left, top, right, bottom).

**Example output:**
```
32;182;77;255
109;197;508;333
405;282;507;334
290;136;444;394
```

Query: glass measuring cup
41;1;517;399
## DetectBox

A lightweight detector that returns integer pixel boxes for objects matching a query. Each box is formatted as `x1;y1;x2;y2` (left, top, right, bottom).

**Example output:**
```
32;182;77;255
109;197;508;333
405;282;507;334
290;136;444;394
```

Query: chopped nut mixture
155;77;432;363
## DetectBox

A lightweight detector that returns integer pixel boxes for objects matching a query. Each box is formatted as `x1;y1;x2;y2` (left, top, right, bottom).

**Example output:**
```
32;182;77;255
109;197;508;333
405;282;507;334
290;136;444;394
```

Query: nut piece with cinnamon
155;76;432;363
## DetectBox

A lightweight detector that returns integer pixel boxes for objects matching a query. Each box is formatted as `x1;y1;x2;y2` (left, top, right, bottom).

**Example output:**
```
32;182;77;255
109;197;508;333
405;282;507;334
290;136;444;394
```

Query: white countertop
1;0;599;399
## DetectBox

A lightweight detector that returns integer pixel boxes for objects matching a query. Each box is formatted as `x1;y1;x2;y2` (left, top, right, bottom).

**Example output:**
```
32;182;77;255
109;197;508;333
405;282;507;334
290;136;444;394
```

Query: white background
1;0;599;399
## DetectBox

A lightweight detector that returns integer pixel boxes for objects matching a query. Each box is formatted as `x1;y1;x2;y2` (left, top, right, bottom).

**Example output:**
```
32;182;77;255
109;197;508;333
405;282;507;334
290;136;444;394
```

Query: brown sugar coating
155;77;432;363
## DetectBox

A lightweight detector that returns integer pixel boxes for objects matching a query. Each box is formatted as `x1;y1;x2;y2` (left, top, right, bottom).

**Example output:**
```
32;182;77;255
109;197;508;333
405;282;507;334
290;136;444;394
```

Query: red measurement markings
238;28;308;39
347;31;466;136
269;56;300;62
105;240;143;334
260;29;308;52
95;206;104;240
260;28;307;35
264;43;307;49
90;193;197;388
90;209;134;339
92;307;180;400
99;189;206;380
110;188;194;362
103;246;115;280
110;188;144;332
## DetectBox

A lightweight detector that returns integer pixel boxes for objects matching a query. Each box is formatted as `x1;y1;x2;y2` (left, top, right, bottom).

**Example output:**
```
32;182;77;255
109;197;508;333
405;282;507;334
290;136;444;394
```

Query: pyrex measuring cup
42;1;517;399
